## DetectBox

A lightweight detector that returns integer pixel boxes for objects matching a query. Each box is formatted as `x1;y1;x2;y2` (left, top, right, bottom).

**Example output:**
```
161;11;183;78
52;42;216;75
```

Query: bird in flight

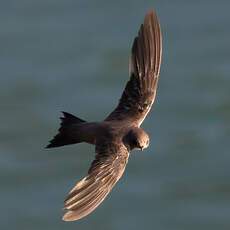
46;9;162;221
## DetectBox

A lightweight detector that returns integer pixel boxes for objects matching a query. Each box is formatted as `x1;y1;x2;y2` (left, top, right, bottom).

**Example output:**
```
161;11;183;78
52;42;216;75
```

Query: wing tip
62;211;79;222
144;9;157;22
146;9;155;16
144;9;161;34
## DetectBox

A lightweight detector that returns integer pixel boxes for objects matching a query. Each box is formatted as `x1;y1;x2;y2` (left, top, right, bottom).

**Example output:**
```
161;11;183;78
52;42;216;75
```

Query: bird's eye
133;139;139;146
138;106;144;113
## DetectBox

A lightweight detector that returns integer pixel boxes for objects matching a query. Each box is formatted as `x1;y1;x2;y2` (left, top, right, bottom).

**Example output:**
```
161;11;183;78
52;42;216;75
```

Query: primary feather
106;10;162;126
63;143;129;221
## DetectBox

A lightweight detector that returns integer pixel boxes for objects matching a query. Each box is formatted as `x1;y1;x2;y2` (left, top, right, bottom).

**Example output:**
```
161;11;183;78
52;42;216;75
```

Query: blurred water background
1;0;230;229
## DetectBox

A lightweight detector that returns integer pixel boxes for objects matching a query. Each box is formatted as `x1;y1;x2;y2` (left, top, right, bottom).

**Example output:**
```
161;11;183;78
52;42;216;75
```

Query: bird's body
46;9;162;221
48;117;149;149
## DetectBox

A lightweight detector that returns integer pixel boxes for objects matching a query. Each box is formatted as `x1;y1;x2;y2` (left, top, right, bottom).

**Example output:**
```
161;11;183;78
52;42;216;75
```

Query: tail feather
60;112;85;126
46;112;86;148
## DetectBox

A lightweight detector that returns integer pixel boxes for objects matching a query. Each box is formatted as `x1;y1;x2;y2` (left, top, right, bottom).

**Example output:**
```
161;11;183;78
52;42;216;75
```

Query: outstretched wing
63;142;129;221
105;10;162;126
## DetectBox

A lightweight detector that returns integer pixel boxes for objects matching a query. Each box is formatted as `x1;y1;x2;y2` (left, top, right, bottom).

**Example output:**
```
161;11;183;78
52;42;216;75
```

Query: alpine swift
46;9;162;221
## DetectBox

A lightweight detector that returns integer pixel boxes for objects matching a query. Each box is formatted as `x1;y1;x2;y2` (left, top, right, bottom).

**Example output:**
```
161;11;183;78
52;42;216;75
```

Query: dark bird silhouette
46;9;162;221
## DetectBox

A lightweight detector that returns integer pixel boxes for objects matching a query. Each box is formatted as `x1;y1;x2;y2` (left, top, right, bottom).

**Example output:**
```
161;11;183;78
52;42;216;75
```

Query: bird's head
123;127;150;151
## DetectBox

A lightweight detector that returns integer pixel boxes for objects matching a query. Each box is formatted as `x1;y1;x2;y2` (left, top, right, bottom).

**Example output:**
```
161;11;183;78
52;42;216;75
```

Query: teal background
1;0;229;229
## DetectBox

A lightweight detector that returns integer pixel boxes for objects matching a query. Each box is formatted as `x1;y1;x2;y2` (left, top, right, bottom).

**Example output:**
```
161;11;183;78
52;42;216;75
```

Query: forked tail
46;112;86;148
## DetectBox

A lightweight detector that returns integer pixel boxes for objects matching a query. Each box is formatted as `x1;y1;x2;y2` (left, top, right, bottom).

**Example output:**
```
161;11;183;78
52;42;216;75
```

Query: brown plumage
46;9;162;222
106;10;162;125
